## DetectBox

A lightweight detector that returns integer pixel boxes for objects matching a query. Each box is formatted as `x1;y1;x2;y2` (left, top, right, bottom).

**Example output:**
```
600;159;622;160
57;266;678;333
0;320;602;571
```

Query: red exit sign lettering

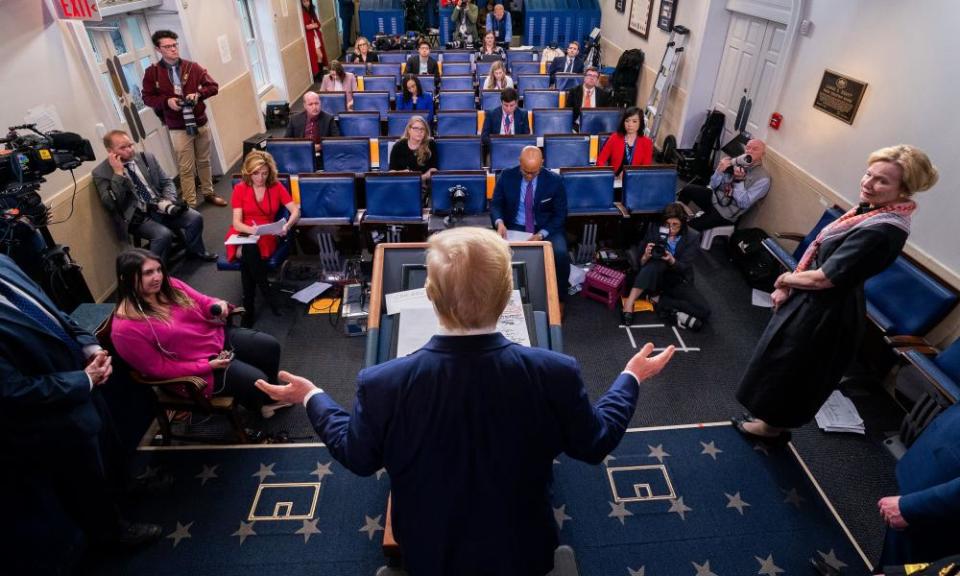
56;0;101;21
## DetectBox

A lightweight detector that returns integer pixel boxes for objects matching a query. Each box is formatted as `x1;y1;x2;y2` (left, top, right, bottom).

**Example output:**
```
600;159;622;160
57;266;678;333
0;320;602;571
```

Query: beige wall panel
209;73;262;168
283;39;313;100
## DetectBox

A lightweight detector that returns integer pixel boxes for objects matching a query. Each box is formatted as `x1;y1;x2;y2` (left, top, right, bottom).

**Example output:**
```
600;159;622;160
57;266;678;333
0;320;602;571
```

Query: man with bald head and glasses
491;146;570;301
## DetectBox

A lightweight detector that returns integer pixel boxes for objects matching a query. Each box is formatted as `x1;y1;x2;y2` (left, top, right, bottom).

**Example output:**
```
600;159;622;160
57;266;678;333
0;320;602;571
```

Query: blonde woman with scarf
733;145;938;445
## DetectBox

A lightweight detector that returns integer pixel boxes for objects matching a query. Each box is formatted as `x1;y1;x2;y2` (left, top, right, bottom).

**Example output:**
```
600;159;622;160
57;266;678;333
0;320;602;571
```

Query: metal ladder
644;25;690;142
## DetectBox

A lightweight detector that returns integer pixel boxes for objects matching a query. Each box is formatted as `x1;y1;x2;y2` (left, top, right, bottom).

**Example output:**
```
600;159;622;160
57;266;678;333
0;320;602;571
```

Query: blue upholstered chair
297;173;357;225
532;109;573;136
436;137;483;170
369;63;401;85
480;90;503;111
387;111;421;137
441;62;472;76
489;135;538;171
321;137;372;173
338;112;382;137
439;90;477;111
509;59;540;76
544;134;590;169
440;51;472;63
352;91;391;119
440;75;475;92
561;167;620;216
436;111;478;136
318;92;348;117
516;74;550;97
416;74;437;95
343;63;367;77
621;166;677;214
378;138;396;172
430;171;488;215
523;90;560;110
580;108;622;135
361;75;397;95
475;60;495;79
554;73;582;91
363;173;423;222
378;52;408;64
265;139;315;175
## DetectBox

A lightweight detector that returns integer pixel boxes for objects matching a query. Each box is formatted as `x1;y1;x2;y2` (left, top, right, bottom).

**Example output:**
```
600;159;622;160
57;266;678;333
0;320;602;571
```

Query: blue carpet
552;424;871;576
93;444;389;575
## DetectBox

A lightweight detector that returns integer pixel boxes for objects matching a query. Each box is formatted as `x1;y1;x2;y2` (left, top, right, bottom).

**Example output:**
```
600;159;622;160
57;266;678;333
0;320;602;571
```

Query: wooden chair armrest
893;345;940;358
774;232;805;242
132;372;207;392
884;334;932;349
613;202;630;218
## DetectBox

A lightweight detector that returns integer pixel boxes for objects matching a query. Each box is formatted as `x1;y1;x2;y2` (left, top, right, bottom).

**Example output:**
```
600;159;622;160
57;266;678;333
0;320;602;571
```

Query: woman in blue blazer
396;74;434;117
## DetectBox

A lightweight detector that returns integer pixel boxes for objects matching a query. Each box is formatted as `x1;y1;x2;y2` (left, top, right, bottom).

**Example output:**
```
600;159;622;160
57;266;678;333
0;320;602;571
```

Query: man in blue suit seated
257;227;675;576
481;87;530;147
0;255;161;572
491;146;571;301
547;41;584;86
878;401;960;567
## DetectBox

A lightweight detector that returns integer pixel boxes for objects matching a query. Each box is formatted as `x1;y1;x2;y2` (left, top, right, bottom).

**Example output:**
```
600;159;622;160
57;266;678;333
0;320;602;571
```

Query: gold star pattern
166;521;193;548
195;464;218;486
232;521;256;545
667;496;692;520
358;515;384;540
647;444;670;463
608;500;633;525
295;518;321;543
725;491;751;515
553;504;572;530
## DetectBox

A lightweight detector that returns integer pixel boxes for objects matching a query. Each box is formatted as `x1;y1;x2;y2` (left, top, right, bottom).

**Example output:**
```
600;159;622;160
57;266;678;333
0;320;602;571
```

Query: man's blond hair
425;228;513;330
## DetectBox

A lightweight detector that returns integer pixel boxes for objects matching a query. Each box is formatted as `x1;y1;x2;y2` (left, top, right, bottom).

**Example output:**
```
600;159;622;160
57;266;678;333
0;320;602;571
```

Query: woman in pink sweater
110;248;288;418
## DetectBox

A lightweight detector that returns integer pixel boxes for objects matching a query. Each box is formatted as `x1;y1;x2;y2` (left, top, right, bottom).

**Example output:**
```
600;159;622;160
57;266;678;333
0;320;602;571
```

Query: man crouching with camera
678;138;770;231
93;130;218;263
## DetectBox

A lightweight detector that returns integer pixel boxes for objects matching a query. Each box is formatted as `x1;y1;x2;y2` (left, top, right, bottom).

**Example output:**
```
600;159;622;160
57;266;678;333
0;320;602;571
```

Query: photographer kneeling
621;203;711;330
110;248;289;421
94;130;217;263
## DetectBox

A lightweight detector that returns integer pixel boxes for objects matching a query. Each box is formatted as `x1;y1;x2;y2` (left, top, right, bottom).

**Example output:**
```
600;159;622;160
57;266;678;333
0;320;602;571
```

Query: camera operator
451;0;479;49
93;131;217;264
678;138;770;231
142;30;227;209
620;203;711;330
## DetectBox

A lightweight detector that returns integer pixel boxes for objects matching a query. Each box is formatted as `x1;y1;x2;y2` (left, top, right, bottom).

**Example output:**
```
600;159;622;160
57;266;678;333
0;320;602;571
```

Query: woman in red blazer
597;106;654;175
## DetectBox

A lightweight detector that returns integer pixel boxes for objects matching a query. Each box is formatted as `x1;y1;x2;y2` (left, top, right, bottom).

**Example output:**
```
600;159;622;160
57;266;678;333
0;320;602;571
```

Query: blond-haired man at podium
257;227;674;576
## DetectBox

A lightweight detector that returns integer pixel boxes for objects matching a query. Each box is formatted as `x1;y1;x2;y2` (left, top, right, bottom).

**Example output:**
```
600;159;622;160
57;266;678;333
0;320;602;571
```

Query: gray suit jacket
92;152;177;234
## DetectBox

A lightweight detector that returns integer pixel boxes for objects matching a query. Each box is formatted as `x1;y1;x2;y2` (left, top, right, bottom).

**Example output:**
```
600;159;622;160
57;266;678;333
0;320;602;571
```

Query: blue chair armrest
903;349;960;403
866;302;895;334
533;310;549;350
761;237;797;269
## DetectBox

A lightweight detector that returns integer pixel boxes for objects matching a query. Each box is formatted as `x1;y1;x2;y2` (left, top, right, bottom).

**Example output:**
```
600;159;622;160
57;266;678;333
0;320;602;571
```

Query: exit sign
55;0;101;21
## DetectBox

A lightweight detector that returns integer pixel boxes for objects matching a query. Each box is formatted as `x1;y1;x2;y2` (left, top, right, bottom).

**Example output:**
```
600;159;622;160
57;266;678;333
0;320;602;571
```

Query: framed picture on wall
615;0;627;13
628;0;653;39
657;0;677;32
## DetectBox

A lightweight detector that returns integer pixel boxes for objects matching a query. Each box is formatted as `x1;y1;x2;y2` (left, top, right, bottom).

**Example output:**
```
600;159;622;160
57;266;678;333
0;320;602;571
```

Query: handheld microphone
210;303;223;317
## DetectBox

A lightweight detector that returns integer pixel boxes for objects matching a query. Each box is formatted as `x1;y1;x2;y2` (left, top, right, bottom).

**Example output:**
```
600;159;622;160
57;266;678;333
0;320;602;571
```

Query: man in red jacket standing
142;30;227;208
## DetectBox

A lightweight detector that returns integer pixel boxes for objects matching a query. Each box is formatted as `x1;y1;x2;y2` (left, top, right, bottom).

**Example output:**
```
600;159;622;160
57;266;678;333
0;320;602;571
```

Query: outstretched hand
256;370;318;405
624;343;675;383
878;495;908;530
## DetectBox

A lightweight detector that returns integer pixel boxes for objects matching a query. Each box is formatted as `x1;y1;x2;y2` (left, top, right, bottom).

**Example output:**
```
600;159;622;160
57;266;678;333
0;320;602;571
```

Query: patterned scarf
794;200;915;273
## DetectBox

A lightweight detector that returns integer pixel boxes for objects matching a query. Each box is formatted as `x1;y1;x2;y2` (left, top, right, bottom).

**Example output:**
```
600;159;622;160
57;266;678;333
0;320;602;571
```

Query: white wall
767;0;960;274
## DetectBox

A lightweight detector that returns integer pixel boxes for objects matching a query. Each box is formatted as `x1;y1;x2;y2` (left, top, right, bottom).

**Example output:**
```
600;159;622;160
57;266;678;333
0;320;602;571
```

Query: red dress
597;133;654;174
303;8;329;75
225;182;293;262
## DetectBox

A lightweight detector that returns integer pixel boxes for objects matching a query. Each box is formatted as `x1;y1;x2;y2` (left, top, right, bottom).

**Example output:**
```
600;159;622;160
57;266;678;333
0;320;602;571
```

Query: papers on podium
505;230;532;242
391;288;530;357
814;390;865;434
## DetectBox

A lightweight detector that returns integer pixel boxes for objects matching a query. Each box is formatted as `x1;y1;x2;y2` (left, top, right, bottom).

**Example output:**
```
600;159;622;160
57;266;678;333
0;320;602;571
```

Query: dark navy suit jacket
481;106;530;146
306;333;640;576
490;166;567;238
881;402;960;565
547;56;584;84
0;254;100;451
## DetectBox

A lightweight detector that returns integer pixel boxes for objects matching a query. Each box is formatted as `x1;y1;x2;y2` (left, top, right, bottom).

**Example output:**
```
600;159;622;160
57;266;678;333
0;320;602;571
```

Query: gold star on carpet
817;549;848;570
195;464;218;486
312;461;333;481
608;500;633;525
667;496;692;520
647;444;670;463
295;518;321;543
553;504;572;530
252;462;276;483
725;491;751;515
755;553;785;576
232;521;256;545
692;560;718;576
166;521;193;548
782;487;806;509
137;464;160;480
627;567;645;576
359;515;384;540
700;440;723;460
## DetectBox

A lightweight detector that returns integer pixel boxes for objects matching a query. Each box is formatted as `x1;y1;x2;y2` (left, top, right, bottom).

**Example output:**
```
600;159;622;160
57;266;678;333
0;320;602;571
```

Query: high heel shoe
731;416;792;446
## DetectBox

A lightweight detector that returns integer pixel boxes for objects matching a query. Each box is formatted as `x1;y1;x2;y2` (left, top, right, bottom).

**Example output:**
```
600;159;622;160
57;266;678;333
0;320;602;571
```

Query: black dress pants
212;327;281;411
678;184;734;232
632;260;711;321
239;245;273;312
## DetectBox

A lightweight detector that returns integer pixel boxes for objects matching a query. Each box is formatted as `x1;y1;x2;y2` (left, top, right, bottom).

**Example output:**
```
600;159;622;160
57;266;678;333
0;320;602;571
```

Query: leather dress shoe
204;194;228;207
192;251;219;262
620;311;634;326
731;416;792;446
116;522;163;547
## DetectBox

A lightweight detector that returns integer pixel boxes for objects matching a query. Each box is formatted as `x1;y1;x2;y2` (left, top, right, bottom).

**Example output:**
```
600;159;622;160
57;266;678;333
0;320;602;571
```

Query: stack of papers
814;390;865;434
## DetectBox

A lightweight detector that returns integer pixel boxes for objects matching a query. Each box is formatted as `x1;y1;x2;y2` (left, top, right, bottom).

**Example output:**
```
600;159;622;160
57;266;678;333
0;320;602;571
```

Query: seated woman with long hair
389;115;438;182
224;151;300;326
110;248;289;419
483;60;514;91
352;35;379;64
396;74;433;115
597;106;654;176
476;30;506;61
319;60;358;110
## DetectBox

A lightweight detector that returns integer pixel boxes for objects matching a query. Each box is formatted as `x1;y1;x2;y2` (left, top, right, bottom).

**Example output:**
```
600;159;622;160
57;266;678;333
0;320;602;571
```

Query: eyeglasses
159;43;178;50
409;125;426;131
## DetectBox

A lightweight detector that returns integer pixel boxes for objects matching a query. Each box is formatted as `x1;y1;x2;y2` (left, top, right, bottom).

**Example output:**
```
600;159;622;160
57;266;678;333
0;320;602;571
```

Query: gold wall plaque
813;70;868;125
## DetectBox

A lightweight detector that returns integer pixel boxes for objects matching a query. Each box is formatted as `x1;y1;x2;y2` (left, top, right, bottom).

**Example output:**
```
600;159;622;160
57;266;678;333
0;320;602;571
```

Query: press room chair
377;138;396;172
440;75;475;92
387;111;421;137
343;63;368;77
297;173;358;272
318;92;348;117
377;52;408;64
264;139;315;175
554;73;583;91
893;339;960;447
440;50;472;63
544;134;591;169
489;135;539;171
322;137;372;173
439;90;477;111
580;108;622;135
480;90;503;111
475;60;495;79
441;62;472;76
510;60;541;76
430;170;488;215
562;167;620;217
621;165;678;215
517;74;550;97
352;91;391;119
416;74;437;96
369;63;401;85
338;111;382;137
532;109;574;136
436;110;478;136
523;90;560;110
361;75;397;95
362;173;426;245
436;136;483;170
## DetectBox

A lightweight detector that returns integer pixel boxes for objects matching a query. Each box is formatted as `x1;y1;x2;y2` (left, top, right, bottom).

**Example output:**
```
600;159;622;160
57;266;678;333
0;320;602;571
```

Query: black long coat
736;223;908;427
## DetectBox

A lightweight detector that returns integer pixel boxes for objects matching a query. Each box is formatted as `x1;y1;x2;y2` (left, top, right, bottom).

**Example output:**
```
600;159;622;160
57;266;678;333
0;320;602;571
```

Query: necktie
503;114;512;135
126;162;154;206
0;280;85;362
584;88;593;108
524;179;535;233
564;58;572;73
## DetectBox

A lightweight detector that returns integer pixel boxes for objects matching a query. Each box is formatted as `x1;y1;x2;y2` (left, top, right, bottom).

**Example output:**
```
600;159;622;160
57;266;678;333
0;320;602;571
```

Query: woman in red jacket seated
597;106;654;175
224;151;300;326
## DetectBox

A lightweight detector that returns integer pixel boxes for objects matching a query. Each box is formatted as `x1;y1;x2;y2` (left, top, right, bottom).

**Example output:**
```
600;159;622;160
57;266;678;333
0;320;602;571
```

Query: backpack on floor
728;228;782;292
